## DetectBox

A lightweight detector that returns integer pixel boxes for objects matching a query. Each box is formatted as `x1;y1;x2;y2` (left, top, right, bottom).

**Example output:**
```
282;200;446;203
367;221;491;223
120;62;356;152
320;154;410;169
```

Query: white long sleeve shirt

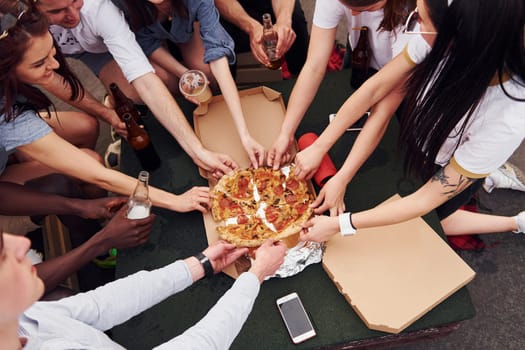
19;261;260;349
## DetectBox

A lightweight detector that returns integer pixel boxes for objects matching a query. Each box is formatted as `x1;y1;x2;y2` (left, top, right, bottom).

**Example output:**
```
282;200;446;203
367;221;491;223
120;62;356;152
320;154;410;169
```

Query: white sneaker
483;162;525;193
513;211;525;234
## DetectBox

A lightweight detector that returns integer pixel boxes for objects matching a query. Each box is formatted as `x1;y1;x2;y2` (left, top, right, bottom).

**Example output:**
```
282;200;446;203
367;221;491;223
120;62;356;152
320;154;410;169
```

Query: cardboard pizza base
195;86;311;278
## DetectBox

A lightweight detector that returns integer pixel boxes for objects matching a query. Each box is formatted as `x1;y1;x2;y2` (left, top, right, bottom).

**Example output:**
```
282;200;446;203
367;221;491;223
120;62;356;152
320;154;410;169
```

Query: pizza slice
217;216;275;247
211;191;256;221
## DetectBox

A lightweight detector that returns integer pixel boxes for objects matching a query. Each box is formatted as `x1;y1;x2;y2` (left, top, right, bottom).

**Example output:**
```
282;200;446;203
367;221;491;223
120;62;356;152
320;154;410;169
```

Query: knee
71;112;99;149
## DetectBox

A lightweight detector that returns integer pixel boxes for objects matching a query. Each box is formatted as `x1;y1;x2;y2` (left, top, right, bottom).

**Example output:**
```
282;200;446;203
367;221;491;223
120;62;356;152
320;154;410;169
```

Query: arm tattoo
431;167;476;199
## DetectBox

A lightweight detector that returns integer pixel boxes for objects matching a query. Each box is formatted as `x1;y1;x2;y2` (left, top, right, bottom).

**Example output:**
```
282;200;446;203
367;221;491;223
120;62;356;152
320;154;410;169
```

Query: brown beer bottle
122;113;161;171
350;26;371;89
262;13;284;70
109;83;142;124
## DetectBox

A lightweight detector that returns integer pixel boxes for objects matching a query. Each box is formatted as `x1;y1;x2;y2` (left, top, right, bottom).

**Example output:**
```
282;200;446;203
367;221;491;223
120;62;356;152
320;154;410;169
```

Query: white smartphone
329;111;370;131
276;292;317;344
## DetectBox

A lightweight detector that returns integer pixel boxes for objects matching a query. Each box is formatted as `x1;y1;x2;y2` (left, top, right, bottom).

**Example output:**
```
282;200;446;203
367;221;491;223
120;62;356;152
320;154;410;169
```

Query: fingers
107;197;127;211
272;151;282;170
249;152;259;170
310;191;324;208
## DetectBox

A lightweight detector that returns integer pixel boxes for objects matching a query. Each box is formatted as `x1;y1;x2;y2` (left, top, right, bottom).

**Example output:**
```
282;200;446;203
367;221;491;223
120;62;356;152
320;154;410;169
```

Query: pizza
211;166;314;247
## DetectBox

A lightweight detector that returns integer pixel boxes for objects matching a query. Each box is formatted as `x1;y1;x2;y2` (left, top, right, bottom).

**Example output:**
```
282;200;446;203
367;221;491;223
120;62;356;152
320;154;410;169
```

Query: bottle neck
132;171;150;199
262;13;273;30
109;83;132;106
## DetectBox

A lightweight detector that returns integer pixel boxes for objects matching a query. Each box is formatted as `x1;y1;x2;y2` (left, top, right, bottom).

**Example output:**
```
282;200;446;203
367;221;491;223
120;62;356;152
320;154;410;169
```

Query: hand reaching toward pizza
202;240;249;273
299;215;339;243
249;239;287;283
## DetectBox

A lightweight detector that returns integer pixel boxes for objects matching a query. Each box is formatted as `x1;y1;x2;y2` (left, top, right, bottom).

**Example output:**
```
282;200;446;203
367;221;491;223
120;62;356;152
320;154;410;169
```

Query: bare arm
0;182;127;219
311;87;406;216
209;57;265;168
294;53;415;179
131;72;237;177
268;25;336;168
18;132;208;213
214;0;267;65
214;0;259;34
149;46;189;79
271;0;296;57
37;207;155;292
301;163;479;242
40;72;126;135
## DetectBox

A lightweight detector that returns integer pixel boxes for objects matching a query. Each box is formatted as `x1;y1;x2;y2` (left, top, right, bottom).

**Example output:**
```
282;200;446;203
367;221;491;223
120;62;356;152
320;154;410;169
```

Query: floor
53;1;525;348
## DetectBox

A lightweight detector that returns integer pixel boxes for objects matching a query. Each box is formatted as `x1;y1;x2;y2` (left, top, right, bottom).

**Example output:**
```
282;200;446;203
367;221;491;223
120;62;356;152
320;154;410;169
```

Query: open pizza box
194;86;307;278
322;195;476;334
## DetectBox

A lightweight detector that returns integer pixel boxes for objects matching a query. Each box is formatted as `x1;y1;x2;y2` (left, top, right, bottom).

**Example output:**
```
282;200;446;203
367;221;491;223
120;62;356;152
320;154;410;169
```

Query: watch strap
195;252;214;278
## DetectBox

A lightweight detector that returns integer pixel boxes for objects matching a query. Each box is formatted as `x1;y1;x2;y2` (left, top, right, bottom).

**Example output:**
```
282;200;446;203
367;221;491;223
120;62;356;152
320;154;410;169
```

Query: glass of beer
179;70;213;104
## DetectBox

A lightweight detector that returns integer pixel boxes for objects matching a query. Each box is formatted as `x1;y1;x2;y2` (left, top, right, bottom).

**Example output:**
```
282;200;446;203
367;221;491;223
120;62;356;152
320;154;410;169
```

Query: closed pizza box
322;195;476;334
194;86;300;278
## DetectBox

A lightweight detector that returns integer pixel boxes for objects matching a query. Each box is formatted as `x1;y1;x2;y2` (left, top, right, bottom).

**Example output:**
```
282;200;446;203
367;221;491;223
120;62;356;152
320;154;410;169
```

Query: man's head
36;0;83;28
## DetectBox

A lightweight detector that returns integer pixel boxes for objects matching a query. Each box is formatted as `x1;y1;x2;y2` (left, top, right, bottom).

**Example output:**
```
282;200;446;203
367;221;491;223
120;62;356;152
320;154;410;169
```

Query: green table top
113;70;475;349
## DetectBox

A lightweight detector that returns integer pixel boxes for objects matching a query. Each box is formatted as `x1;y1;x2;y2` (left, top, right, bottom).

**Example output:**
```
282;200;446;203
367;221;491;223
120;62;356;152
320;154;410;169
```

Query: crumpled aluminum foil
267;241;325;279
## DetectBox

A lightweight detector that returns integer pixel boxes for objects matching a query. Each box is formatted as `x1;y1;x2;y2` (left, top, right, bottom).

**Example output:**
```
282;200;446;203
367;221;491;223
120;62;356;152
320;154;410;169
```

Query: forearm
132;73;205;160
214;0;259;34
272;0;294;26
210;59;250;138
336;89;404;184
36;234;107;292
353;164;473;229
149;46;188;79
280;26;335;137
280;61;326;137
0;182;83;216
19;133;182;211
314;54;413;154
41;73;115;125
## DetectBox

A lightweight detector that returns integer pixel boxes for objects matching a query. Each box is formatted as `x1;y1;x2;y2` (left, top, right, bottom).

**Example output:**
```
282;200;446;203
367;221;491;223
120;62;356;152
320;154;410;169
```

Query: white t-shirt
404;35;525;177
49;0;153;82
313;0;410;70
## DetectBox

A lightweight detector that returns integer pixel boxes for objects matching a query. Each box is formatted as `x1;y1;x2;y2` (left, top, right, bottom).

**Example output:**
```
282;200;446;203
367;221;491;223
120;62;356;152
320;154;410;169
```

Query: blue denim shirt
112;0;235;64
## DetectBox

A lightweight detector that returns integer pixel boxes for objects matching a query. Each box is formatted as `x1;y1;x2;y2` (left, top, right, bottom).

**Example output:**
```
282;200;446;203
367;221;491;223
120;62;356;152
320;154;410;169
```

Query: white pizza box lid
322;195;476;334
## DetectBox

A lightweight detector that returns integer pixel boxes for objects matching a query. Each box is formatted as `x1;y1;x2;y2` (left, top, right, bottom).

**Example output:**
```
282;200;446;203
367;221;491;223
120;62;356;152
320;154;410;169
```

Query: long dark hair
400;0;525;180
120;0;188;31
0;0;83;122
340;0;416;32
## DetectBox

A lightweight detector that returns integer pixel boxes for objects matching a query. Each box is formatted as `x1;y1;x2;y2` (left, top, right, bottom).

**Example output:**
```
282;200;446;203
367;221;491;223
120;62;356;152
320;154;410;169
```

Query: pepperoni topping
273;185;284;196
236;176;250;198
237;215;249;224
265;206;280;223
230;203;243;215
219;197;231;209
286;178;299;190
285;194;297;204
257;179;268;191
295;202;308;215
274;218;291;231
